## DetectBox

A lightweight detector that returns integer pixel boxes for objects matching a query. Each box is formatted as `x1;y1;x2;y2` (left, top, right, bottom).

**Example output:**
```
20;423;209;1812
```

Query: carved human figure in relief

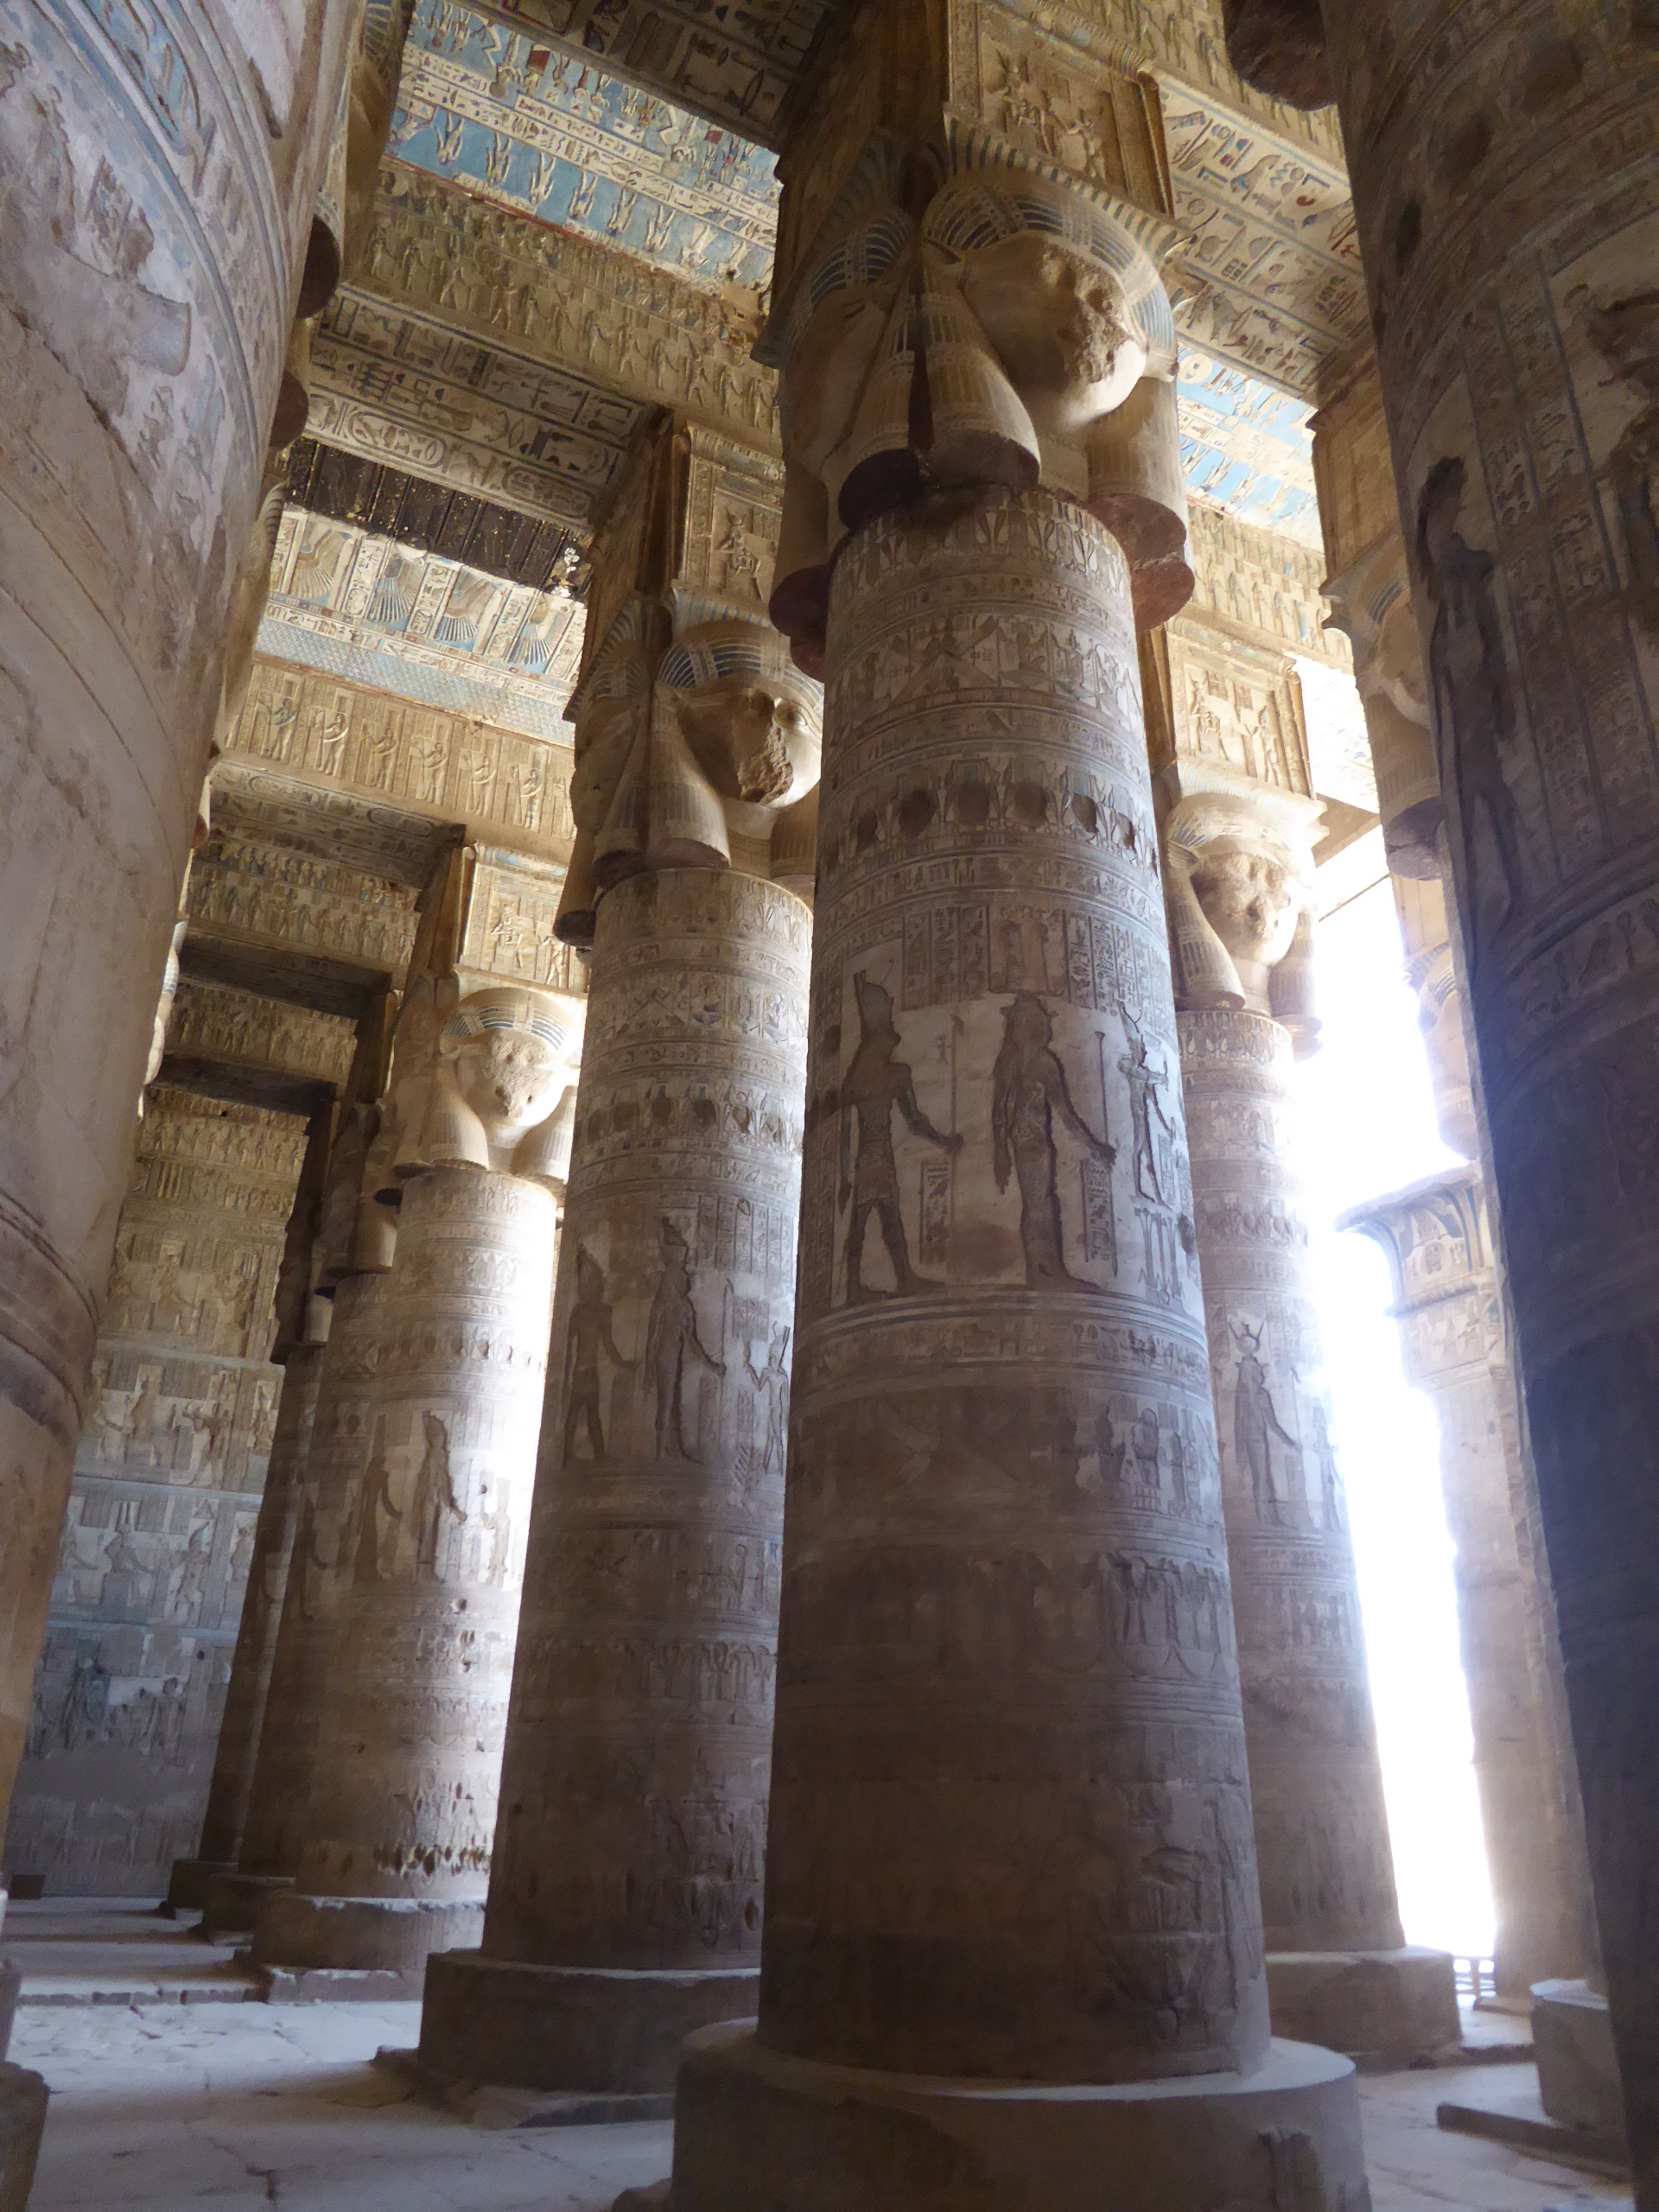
645;1217;726;1460
1308;1400;1345;1531
991;994;1116;1287
1118;1012;1175;1204
287;1490;331;1622
412;1412;463;1581
563;1245;632;1464
1415;456;1526;931
839;973;962;1300
1574;284;1659;636
350;1416;403;1584
744;1325;790;1476
1233;1324;1300;1523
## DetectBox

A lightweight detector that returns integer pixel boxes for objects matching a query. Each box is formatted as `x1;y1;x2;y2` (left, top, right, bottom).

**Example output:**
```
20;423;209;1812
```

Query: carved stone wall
165;981;358;1092
0;0;354;1846
2;1091;307;1895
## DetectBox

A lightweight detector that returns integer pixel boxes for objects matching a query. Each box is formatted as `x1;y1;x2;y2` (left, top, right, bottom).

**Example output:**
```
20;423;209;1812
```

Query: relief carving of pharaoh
1165;786;1324;1050
763;149;1191;670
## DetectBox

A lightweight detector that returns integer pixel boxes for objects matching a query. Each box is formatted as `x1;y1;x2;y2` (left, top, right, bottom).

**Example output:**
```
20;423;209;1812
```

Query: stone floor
3;1903;1635;2211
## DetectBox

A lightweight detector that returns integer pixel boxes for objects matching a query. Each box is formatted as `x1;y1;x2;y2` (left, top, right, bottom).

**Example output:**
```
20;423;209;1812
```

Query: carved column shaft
1343;1172;1592;2000
1184;1009;1402;1954
668;3;1368;2198
419;869;809;2086
253;1165;556;1986
189;1341;327;1879
211;1268;391;1934
0;7;353;1875
1301;2;1659;2160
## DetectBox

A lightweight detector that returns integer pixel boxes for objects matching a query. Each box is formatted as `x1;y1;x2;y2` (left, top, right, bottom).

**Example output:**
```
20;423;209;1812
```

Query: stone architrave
1166;781;1459;2063
667;10;1368;2201
251;985;577;1993
164;1337;328;1915
1230;1;1659;2179
0;5;354;1900
1342;1169;1593;2003
416;415;820;2104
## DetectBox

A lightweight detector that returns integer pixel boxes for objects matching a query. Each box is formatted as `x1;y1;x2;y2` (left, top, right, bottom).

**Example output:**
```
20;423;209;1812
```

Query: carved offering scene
0;2;1653;2208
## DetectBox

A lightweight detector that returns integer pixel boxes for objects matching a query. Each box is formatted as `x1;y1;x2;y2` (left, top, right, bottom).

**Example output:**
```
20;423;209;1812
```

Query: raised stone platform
419;1952;760;2101
668;2024;1369;2212
1531;1979;1629;2145
162;1859;234;1917
251;1892;483;1997
0;2063;47;2212
377;2044;675;2127
200;1872;294;1942
1266;1947;1461;2067
1438;2068;1630;2179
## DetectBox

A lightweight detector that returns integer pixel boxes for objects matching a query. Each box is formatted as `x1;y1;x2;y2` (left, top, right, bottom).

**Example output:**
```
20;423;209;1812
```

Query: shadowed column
416;416;819;2108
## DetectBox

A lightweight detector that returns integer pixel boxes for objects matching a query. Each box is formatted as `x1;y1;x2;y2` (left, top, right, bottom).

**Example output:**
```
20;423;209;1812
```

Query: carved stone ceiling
270;0;1360;788
391;0;780;291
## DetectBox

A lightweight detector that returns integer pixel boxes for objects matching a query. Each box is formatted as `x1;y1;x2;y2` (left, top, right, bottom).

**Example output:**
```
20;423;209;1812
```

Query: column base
1266;1948;1460;2067
1531;1979;1628;2144
200;1872;294;1942
162;1859;234;1916
0;1961;19;2063
419;1950;760;2096
0;2063;47;2212
251;1892;483;1999
669;2024;1368;2212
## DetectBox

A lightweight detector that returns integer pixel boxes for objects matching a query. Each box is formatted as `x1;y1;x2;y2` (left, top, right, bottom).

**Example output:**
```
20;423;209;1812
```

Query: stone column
416;418;819;2107
669;15;1367;2201
1227;7;1659;2181
250;985;575;1994
0;1;353;1884
205;1267;391;1939
1166;784;1459;2063
162;1335;327;1915
1313;355;1596;2008
1341;1168;1592;2001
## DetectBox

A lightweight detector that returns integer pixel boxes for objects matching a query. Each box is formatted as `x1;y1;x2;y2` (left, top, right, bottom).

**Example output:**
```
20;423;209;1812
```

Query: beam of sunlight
1294;878;1497;1958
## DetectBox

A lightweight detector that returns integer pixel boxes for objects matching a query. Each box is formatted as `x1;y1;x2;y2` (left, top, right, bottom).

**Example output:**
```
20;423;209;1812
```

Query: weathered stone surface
254;1159;557;1977
1344;1166;1592;2000
237;1273;394;1886
0;2063;45;2212
0;2;354;1853
1180;1009;1402;1957
760;486;1264;2085
1265;1950;1461;2068
1532;1979;1630;2145
421;868;809;2089
1321;3;1659;2174
188;1341;328;1885
4;1093;308;1897
671;2024;1367;2212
